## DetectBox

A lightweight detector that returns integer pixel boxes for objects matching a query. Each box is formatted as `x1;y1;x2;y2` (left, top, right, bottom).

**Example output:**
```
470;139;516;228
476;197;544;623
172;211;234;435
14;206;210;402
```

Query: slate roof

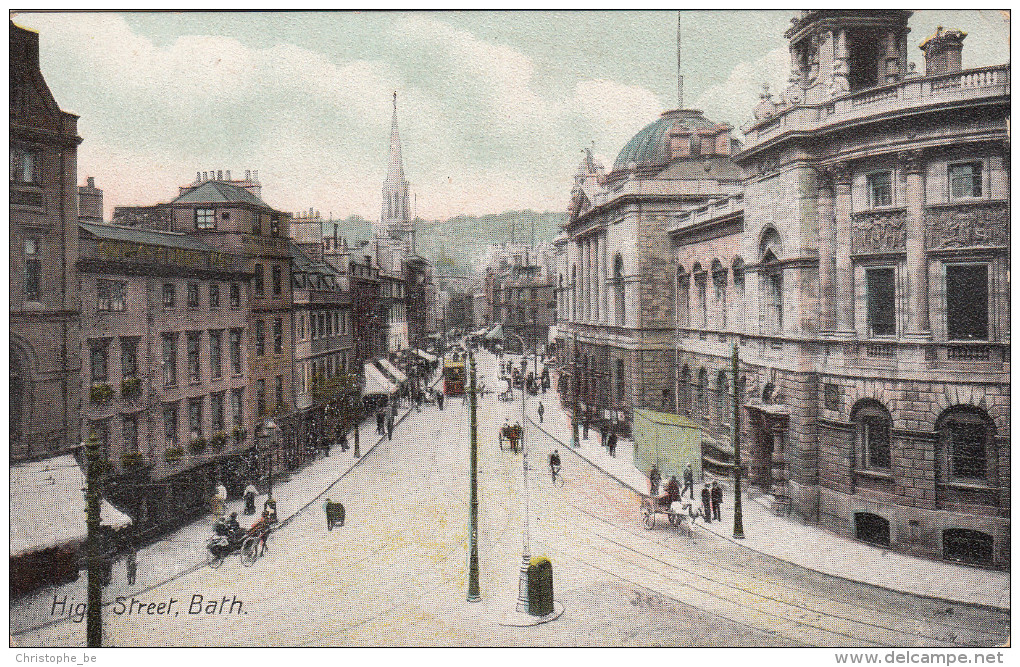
80;221;217;252
172;180;268;207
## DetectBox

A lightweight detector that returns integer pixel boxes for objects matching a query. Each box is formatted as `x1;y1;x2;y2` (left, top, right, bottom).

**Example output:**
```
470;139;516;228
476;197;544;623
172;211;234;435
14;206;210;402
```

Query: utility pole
467;352;481;601
571;332;580;447
85;430;103;647
731;343;745;539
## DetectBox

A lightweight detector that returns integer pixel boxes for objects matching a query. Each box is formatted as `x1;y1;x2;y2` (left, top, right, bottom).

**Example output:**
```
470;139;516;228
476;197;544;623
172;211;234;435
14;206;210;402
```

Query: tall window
272;265;282;295
273;317;283;354
187;283;200;308
209;283;220;309
695;269;708;328
946;265;988;340
187;332;201;383
211;392;225;433
275;375;284;412
229;328;242;375
271;216;280;237
209;330;223;379
90;340;109;383
310;312;317;340
252;213;263;236
949;162;982;199
257;379;266;416
231;389;243;428
853;401;891;470
613;255;625;326
716;371;729;425
195;208;215;230
938;408;993;482
680;366;691;416
571;265;577;320
867;171;893;208
163;403;178;445
615;359;625;401
163;283;175;308
866;267;896;336
696;369;707;420
712;260;727;329
255;320;265;356
162;333;177;387
188;397;203;439
229;283;240;308
732;258;745;325
325;310;333;337
121;338;138;379
122;414;138;453
10;146;38;183
677;269;690;328
762;254;783;335
254;265;264;296
24;238;40;301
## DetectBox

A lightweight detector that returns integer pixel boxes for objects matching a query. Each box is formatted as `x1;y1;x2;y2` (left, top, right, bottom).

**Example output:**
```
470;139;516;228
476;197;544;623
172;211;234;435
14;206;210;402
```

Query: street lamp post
507;332;532;614
571;332;579;448
731;343;745;539
260;419;278;495
467;351;480;601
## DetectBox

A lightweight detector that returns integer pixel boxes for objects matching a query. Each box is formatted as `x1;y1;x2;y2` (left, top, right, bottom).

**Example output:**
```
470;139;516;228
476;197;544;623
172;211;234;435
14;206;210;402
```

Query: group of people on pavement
648;463;723;523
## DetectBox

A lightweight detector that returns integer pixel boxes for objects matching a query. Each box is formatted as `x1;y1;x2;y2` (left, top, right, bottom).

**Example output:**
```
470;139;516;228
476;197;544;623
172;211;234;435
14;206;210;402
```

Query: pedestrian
649;464;661;496
376;410;385;435
682;463;695;499
212;480;227;516
607;430;617;457
711;480;723;521
387;415;394;440
338;431;349;453
264;493;278;523
437;391;444;410
701;485;713;524
583;416;589;441
600;424;607;450
243;481;258;515
324;498;345;531
537;401;545;423
125;550;137;586
323;435;332;457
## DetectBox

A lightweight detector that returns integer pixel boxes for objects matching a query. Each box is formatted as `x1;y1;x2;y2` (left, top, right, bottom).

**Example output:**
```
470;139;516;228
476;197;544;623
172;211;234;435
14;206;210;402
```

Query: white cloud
694;47;790;132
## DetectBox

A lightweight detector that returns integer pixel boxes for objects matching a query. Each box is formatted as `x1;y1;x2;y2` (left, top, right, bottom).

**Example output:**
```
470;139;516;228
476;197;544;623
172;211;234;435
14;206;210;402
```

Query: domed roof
613;109;718;171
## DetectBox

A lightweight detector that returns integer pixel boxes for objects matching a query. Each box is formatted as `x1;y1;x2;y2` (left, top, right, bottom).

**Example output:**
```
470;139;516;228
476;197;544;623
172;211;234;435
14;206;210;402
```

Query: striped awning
364;362;397;396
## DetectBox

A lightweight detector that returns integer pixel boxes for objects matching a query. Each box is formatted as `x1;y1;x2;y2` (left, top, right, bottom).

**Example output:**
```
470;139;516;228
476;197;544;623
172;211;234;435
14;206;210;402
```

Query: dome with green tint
613;109;718;171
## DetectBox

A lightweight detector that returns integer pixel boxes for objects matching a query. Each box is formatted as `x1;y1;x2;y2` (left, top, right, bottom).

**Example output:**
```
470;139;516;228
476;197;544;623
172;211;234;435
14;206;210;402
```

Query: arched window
937;406;996;483
680;365;691;416
712;259;727;329
614;254;625;326
696;368;708;420
692;262;707;329
571;265;577;321
760;230;783;335
851;399;892;470
677;266;690;328
716;370;729;425
732;257;745;330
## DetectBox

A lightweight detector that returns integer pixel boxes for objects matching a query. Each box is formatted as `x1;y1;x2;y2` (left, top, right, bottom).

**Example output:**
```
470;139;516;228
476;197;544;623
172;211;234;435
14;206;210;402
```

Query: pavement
511;352;1010;613
10;372;436;637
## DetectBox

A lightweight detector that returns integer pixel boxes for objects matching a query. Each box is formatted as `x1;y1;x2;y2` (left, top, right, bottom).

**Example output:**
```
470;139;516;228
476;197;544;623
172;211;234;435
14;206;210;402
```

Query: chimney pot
217;170;223;180
226;169;231;180
87;176;95;188
196;171;202;183
245;169;251;180
202;171;208;181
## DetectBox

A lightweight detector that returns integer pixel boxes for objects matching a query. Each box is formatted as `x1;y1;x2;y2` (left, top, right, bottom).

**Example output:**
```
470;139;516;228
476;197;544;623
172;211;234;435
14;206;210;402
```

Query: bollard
527;556;554;616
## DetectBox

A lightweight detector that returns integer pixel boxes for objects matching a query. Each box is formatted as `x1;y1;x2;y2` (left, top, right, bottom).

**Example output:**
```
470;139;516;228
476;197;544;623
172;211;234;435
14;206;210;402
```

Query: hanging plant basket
90;383;114;404
121;377;142;398
165;446;185;464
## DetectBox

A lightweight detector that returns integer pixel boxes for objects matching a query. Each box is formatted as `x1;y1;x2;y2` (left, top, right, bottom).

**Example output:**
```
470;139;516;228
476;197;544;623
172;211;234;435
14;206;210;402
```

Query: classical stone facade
10;21;83;461
556;114;743;436
672;11;1009;567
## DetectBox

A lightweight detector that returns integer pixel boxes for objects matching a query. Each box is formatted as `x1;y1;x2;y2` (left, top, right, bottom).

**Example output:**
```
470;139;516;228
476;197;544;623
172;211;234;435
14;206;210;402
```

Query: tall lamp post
731;343;745;539
571;331;580;448
507;332;532;613
467;351;480;601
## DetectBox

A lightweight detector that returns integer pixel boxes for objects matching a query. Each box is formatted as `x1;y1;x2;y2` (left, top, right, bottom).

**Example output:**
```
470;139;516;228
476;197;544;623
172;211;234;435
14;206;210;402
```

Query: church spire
386;91;405;184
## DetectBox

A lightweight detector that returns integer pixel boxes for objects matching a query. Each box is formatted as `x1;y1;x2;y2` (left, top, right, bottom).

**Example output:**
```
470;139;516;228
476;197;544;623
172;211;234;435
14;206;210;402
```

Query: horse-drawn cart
640;495;702;534
499;423;522;452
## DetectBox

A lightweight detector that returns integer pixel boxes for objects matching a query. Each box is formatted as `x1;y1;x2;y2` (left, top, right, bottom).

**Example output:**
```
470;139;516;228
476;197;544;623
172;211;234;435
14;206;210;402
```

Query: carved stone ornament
852;210;907;253
924;202;1009;249
898;149;923;174
828;161;852;186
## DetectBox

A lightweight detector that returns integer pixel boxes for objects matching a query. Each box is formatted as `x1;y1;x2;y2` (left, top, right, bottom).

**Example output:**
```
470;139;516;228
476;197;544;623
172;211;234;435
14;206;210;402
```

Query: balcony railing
742;65;1009;151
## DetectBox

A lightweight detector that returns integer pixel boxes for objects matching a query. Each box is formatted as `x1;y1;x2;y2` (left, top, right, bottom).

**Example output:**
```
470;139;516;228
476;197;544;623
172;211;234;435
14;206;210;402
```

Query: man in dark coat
682;463;695;499
711;481;723;521
386;414;394;440
607;430;617;457
376;410;385;435
649;464;661;496
701;486;713;524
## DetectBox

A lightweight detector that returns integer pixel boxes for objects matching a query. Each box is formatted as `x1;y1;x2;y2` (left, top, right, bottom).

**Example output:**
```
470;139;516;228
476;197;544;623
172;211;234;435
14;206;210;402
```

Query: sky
12;10;1011;222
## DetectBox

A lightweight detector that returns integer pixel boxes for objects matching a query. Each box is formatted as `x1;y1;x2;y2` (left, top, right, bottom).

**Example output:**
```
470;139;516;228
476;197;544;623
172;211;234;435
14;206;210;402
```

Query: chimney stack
217;170;223;180
87;176;95;189
226;169;231;181
202;171;208;181
196;171;202;183
245;169;251;180
920;26;967;77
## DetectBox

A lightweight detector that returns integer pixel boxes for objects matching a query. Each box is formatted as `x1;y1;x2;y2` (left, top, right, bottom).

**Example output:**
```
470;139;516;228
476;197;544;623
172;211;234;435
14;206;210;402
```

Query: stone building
556;116;743;436
10;21;83;461
77;221;253;530
487;245;556;353
673;11;1009;566
113;171;295;479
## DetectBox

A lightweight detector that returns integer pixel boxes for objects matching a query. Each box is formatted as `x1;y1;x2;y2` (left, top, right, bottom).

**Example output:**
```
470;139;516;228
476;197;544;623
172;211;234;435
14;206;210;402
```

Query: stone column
593;234;600;322
832;162;855;335
817;168;836;331
901;150;930;337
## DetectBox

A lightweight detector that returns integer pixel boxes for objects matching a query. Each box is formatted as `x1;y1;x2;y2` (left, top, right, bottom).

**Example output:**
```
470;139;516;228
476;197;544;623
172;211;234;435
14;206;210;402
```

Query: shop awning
364;362;397;396
414;349;438;363
11;454;132;558
484;324;504;340
378;358;408;384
